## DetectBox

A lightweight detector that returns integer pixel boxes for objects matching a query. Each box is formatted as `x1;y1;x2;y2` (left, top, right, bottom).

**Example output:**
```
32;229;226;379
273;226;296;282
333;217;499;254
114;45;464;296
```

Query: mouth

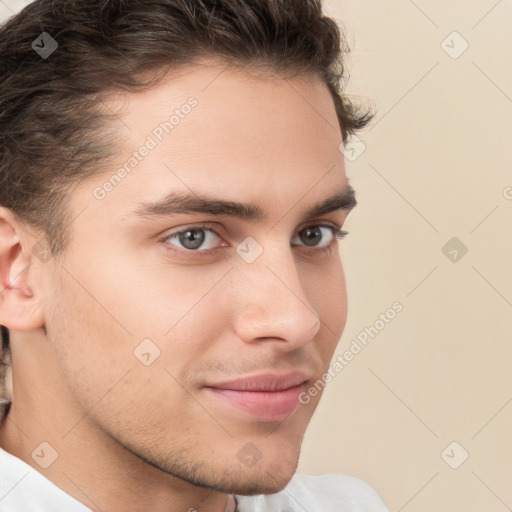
203;371;309;421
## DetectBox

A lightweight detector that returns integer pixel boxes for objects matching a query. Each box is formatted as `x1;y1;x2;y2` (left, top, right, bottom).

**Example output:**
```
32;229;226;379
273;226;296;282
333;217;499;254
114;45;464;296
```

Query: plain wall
298;2;512;511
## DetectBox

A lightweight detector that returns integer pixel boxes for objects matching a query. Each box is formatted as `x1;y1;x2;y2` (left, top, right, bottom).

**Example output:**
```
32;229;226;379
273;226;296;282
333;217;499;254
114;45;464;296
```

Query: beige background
298;1;512;511
1;1;511;511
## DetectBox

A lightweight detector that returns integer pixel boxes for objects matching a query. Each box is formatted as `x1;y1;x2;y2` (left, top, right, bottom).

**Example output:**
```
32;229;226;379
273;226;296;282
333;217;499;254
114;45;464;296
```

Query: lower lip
204;384;304;421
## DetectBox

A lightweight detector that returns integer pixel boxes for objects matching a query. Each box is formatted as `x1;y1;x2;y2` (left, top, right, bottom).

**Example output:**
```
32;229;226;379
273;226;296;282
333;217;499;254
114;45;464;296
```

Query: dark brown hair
0;0;373;396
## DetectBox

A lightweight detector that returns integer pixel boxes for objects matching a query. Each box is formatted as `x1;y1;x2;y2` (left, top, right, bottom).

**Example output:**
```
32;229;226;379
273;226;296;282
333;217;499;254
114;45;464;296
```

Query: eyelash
159;222;349;257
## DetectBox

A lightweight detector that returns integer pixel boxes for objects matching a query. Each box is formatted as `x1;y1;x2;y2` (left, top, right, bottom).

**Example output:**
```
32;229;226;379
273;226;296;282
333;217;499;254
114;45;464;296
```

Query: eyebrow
127;183;357;222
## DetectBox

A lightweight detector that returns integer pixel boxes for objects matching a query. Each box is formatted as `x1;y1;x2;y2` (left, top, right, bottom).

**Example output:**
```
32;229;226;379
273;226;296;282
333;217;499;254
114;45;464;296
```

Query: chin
221;451;300;496
227;475;294;496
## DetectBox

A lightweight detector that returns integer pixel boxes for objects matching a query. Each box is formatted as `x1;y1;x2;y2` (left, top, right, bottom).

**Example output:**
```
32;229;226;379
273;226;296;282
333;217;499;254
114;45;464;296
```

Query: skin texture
0;60;353;512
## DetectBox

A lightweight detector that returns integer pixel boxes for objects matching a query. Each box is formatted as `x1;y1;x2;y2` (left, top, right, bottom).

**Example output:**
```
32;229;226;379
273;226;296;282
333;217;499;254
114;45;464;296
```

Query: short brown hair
0;0;373;393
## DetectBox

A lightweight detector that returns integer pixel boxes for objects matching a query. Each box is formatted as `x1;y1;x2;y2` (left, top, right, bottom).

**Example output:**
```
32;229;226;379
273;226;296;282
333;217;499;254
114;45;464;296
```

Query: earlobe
0;207;45;331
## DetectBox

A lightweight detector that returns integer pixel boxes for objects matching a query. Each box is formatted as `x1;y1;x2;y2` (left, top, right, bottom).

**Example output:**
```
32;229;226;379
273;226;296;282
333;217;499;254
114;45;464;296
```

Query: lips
204;371;309;421
206;371;309;392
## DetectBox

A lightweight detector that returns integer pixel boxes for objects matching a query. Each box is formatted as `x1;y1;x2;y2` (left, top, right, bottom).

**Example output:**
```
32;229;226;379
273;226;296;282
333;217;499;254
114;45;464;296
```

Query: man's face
41;61;353;494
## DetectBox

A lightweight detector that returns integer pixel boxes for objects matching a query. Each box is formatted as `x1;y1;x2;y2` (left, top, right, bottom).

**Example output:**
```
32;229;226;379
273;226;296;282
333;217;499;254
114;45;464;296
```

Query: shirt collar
0;442;92;511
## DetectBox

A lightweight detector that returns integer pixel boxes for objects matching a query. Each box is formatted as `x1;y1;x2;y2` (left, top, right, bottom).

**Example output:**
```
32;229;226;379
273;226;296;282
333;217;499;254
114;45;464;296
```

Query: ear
0;207;45;331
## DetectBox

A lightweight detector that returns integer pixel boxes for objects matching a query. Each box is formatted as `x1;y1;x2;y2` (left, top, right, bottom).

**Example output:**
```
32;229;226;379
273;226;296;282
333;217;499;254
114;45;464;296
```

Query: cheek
304;256;348;351
54;251;229;382
43;254;145;406
90;243;226;333
43;286;112;418
43;267;194;437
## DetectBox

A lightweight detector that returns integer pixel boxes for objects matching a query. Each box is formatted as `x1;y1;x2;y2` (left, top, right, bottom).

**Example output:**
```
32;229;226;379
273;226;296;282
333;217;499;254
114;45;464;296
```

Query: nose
232;244;321;350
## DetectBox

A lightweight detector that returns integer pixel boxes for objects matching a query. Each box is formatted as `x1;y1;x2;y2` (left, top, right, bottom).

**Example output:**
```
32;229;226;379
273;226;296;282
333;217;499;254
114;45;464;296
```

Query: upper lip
205;371;310;392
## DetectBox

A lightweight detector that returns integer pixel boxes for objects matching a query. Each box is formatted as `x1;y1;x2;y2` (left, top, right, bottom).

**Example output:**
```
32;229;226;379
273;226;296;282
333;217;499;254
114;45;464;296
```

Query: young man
0;1;388;510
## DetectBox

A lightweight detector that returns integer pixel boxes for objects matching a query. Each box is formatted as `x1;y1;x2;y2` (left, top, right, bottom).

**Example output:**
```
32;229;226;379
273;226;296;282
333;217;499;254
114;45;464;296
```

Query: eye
163;222;225;252
161;222;349;254
291;225;348;249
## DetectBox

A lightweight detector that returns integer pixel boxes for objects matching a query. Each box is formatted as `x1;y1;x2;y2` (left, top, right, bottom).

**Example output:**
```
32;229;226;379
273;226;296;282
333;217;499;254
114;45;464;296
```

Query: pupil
180;229;205;249
302;227;321;246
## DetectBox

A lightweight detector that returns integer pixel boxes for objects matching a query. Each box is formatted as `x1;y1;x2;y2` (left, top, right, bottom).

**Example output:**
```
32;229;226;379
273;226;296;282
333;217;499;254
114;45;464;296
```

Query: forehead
75;61;348;227
105;60;342;160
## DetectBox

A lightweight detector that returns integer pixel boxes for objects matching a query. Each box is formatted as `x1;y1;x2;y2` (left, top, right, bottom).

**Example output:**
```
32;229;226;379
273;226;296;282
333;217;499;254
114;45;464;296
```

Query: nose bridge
232;241;321;345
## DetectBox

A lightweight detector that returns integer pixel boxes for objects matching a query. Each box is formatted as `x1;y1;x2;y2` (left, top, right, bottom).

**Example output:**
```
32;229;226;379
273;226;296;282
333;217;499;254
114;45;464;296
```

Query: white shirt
0;444;388;511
